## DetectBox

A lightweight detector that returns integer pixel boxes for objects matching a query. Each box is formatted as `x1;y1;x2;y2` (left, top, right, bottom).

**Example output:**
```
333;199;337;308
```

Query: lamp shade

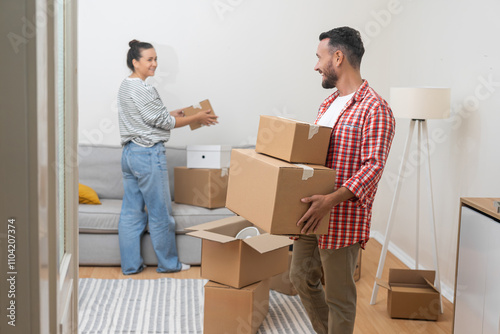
390;87;451;119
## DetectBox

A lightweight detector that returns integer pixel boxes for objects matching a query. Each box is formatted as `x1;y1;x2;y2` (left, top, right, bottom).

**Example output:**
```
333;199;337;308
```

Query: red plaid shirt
316;80;395;250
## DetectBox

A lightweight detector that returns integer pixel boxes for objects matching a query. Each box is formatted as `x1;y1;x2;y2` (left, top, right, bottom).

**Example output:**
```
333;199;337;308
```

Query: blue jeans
118;141;181;274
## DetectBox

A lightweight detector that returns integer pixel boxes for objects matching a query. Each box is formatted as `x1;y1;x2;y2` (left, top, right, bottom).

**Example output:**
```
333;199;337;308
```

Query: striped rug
78;278;314;333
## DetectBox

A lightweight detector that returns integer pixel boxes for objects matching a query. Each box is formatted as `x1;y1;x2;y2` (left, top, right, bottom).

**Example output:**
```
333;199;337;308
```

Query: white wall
78;0;391;147
369;0;500;302
78;0;500;303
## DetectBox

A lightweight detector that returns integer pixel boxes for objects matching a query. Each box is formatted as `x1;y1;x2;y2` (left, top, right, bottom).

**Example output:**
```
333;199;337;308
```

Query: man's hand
297;187;356;234
297;194;334;234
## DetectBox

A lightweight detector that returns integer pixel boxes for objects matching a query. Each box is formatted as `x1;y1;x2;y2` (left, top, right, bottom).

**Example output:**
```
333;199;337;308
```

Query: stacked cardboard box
226;115;335;235
255;115;331;164
187;216;292;333
204;279;271;334
174;145;231;209
190;116;338;333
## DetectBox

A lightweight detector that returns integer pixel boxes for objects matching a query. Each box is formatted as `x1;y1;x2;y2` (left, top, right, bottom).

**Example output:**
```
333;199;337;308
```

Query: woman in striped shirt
117;40;218;275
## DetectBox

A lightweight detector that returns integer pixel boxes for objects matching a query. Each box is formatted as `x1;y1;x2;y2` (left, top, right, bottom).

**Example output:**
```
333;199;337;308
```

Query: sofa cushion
79;145;124;200
79;199;122;233
78;200;235;234
79;233;202;265
171;202;235;232
79;144;188;200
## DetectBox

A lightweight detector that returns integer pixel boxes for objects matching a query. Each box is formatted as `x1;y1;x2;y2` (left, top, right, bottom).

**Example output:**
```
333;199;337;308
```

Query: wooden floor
79;239;453;334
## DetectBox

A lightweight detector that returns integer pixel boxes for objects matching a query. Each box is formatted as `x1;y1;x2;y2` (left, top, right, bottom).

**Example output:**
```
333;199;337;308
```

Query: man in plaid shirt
289;27;395;334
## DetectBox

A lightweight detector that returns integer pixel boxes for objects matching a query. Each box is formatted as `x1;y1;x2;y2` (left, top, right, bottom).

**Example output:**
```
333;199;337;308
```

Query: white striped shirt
118;77;176;147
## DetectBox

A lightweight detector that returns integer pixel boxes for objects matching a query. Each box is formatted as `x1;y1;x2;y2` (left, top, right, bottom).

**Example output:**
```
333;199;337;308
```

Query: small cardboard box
186;216;293;288
186;145;231;169
376;269;440;321
174;167;228;209
226;149;336;235
269;251;297;296
255;115;331;164
204;279;270;334
183;99;215;130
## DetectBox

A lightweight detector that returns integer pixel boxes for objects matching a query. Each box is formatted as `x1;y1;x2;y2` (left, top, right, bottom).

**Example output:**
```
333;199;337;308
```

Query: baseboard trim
369;230;454;303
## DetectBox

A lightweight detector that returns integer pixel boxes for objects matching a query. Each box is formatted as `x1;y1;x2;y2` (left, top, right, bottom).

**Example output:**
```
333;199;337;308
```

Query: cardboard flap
183;99;215;131
389;269;435;285
243;233;293;253
186;230;236;244
185;216;248;232
423;278;440;293
375;278;391;291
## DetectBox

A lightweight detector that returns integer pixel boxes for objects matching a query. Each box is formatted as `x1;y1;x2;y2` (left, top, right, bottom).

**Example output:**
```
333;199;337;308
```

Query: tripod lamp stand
370;87;451;313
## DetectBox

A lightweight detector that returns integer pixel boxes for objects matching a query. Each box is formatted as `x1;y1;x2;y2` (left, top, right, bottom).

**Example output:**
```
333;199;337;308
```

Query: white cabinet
453;199;500;334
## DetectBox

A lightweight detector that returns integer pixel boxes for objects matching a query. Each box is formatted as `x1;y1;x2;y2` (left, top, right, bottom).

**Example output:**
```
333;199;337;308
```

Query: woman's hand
170;109;185;118
196;109;219;126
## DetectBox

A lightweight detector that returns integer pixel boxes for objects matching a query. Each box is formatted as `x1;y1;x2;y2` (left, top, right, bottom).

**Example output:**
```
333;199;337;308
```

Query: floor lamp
370;87;451;313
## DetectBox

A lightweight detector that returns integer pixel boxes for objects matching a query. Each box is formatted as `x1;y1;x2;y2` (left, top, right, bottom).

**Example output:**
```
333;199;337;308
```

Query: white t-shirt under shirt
316;92;355;127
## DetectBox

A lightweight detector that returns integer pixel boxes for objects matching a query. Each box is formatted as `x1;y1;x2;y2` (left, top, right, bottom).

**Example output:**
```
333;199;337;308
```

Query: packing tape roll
308;124;319;139
295;164;314;180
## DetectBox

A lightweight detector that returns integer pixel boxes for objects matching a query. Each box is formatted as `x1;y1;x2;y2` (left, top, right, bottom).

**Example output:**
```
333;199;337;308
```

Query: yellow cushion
79;183;102;204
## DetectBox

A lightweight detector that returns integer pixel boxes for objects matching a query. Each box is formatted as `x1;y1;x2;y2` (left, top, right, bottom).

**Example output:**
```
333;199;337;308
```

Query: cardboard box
255;115;331;164
183;99;215;130
269;251;297;296
186;145;231;169
376;269;440;321
204;279;270;334
174;167;228;208
186;216;292;288
226;149;336;235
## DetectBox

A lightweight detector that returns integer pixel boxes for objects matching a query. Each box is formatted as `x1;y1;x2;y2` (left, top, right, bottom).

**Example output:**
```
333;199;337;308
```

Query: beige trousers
290;235;360;334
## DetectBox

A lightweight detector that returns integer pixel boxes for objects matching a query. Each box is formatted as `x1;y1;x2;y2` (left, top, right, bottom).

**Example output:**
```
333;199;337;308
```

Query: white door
0;0;79;333
54;0;79;332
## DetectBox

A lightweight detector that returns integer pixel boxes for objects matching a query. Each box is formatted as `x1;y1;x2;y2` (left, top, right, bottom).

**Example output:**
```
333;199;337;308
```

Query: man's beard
321;62;338;89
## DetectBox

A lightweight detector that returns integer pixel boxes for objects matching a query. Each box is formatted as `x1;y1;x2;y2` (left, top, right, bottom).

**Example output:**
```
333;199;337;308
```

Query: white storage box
187;145;231;169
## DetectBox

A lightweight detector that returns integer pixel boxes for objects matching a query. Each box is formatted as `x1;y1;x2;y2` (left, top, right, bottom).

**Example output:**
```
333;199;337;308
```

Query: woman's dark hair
126;39;154;71
319;27;365;69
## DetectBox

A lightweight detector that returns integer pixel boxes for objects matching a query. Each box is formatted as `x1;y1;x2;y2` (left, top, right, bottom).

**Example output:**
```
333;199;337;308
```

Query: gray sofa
78;144;236;266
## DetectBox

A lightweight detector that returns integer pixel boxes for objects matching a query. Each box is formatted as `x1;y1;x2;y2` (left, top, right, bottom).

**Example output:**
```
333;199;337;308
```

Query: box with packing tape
183;99;216;130
255;115;331;164
226;149;336;235
376;268;440;321
186;216;292;288
204;279;270;334
174;167;228;209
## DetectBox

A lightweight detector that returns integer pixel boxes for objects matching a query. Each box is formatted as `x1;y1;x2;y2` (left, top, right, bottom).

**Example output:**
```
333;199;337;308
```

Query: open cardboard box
376;268;440;321
204;279;270;334
226;149;336;235
256;115;331;164
186;216;292;288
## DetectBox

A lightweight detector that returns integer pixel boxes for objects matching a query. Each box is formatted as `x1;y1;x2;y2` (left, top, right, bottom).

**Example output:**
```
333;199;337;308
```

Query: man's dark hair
319;27;365;69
